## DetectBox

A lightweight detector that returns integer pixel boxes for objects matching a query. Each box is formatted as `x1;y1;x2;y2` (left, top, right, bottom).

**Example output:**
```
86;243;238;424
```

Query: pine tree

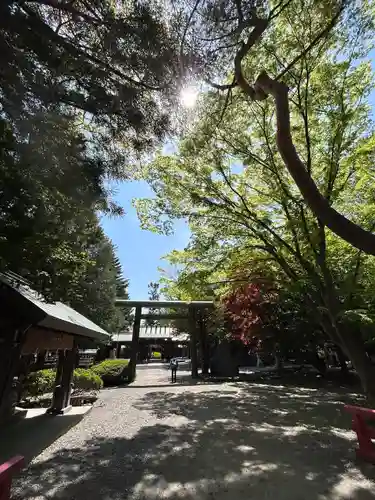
146;281;160;327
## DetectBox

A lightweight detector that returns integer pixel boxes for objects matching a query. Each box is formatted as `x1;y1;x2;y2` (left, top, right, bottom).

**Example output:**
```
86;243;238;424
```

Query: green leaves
134;0;375;361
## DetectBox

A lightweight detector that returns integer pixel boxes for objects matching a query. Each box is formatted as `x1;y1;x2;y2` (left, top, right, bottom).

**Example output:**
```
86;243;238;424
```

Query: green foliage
67;230;130;333
0;110;130;333
23;369;56;398
1;1;183;151
146;281;160;326
91;359;129;379
152;351;162;359
136;0;375;394
73;369;103;392
23;367;103;398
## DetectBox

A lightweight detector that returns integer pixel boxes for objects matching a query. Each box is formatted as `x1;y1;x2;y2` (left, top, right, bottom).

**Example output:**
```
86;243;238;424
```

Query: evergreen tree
1;0;184;153
146;281;160;327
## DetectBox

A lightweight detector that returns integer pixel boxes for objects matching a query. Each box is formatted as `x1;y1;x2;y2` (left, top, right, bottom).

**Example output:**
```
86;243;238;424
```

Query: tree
0;109;130;332
176;0;375;254
1;0;185;153
114;256;133;331
136;2;375;399
0;111;115;294
223;283;275;342
146;281;160;326
67;229;130;333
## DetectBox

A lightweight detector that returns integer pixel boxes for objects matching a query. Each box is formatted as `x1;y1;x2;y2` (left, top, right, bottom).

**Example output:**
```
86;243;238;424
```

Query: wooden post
62;348;75;409
47;348;75;414
189;305;198;378
47;350;65;414
199;311;210;375
0;325;28;422
129;305;142;382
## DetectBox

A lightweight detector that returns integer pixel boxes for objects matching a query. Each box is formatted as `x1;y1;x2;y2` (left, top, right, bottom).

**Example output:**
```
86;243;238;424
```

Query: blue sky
101;180;190;299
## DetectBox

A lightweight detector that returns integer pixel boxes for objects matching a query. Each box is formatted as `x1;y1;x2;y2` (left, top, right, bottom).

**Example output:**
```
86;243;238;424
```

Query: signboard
22;327;73;354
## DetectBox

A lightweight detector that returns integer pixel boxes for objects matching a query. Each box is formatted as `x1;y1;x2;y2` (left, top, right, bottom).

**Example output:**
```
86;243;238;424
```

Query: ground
8;364;375;500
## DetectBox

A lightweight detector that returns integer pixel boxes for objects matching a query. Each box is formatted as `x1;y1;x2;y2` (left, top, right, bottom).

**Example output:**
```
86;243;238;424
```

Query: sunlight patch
236;445;255;453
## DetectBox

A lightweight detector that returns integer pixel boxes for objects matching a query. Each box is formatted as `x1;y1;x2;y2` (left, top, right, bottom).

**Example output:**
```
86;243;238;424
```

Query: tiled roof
0;272;110;342
113;325;189;343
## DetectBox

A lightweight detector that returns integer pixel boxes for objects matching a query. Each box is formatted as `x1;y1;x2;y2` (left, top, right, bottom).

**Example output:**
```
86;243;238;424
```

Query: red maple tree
222;283;277;346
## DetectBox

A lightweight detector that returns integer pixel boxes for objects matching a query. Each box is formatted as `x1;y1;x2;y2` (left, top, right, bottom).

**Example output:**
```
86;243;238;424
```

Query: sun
180;87;198;108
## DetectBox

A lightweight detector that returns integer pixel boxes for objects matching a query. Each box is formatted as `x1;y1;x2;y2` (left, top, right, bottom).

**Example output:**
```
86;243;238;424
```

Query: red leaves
222;283;275;344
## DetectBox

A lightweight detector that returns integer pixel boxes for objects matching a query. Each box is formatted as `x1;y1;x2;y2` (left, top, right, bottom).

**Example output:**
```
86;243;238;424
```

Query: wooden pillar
199;311;210;375
47;350;65;414
0;324;29;422
129;305;142;382
47;348;75;415
189;305;198;378
61;348;75;409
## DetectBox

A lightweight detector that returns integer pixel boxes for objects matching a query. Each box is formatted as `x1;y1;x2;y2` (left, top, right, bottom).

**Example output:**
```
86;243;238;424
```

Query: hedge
152;351;162;359
91;359;129;385
23;368;103;399
73;368;103;392
23;369;56;398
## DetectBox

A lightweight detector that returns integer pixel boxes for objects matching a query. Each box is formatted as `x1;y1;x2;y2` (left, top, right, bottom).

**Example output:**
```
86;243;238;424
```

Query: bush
152;351;162;359
23;369;55;398
73;368;103;392
91;359;129;385
23;367;103;399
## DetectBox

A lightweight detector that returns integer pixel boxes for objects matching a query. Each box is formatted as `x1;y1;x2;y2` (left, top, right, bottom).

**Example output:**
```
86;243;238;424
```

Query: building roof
116;299;214;308
0;272;110;343
113;325;189;343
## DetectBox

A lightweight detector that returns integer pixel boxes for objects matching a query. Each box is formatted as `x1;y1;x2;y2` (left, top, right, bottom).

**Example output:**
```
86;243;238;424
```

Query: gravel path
12;365;375;500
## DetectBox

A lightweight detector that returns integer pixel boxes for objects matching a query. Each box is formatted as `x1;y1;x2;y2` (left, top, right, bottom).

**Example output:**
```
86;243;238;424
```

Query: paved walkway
11;365;375;500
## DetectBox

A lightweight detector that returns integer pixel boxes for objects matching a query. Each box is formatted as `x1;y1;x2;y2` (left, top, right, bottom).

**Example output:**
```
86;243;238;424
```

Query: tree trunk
274;353;284;374
188;306;199;378
340;328;375;403
199;313;210;375
335;345;349;375
129;305;141;383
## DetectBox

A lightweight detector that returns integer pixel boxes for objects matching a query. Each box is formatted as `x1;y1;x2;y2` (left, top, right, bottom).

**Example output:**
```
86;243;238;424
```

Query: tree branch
275;2;344;81
254;71;375;256
180;0;202;72
25;0;101;24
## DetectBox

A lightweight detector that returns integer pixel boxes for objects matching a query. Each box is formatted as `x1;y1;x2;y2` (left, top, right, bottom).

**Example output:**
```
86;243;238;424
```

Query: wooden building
0;272;110;422
112;325;190;361
115;300;214;381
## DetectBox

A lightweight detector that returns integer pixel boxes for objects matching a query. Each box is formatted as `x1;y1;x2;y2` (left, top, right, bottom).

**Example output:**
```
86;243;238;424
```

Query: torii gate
115;300;214;382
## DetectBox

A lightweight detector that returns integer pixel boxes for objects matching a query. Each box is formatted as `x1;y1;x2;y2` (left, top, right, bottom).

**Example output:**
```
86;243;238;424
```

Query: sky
100;179;190;300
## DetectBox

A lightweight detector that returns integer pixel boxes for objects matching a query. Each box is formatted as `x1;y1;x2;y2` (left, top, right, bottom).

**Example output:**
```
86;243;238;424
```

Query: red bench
0;456;24;500
344;404;375;463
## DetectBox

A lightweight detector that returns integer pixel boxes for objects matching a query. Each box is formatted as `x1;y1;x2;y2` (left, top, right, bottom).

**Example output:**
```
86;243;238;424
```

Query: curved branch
255;71;375;256
180;0;201;72
234;17;268;99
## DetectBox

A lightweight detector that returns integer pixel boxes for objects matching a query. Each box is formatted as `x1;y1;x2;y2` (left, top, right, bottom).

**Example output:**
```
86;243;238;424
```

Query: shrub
91;359;129;385
73;368;103;392
152;351;162;359
23;367;103;399
23;369;55;398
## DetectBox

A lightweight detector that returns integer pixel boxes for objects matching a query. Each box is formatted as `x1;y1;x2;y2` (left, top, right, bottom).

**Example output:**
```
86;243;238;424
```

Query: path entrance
130;363;170;386
130;363;193;387
11;368;375;500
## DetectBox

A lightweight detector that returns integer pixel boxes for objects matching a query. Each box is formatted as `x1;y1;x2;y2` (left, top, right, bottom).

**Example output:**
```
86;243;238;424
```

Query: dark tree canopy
0;0;187;151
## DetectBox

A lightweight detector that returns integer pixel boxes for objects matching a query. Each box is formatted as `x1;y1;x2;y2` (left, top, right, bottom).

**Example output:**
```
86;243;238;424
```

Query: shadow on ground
0;412;86;464
12;383;375;500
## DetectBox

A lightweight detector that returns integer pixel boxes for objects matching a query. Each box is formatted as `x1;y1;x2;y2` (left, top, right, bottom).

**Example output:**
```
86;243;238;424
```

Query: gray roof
113;325;189;343
0;273;110;342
